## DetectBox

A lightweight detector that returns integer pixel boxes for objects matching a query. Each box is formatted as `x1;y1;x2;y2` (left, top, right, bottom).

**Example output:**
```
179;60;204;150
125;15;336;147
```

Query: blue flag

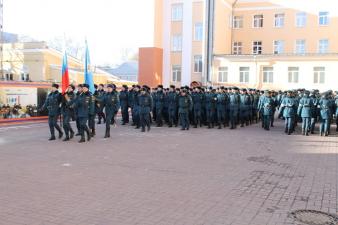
84;40;95;94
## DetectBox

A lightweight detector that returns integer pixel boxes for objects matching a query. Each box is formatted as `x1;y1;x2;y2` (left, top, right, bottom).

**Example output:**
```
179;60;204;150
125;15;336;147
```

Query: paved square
0;120;337;225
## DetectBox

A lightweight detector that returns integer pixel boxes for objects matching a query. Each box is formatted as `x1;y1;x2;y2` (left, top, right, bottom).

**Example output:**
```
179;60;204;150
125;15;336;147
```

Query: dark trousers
194;108;202;126
206;108;215;124
229;110;238;129
48;115;62;137
179;112;189;129
140;112;150;130
79;117;90;138
217;108;225;125
301;117;311;134
285;117;294;133
310;117;317;133
88;115;95;132
156;107;163;126
121;105;129;123
263;115;271;130
62;113;74;137
320;118;330;135
105;113;115;135
97;111;106;123
168;107;177;126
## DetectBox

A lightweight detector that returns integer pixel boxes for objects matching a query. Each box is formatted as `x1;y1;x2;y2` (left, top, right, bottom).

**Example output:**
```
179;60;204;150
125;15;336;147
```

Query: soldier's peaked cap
52;83;59;89
82;84;89;88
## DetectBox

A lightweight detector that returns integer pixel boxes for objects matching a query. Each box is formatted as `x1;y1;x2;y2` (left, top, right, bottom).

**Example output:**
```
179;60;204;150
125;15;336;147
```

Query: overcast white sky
3;0;155;65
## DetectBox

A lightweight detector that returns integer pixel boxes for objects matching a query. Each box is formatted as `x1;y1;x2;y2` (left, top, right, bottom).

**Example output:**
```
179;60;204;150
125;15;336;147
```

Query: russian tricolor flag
61;51;69;94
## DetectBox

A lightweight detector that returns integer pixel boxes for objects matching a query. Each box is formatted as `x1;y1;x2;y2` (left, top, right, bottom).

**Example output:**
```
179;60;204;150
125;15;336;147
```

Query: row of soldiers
41;83;338;142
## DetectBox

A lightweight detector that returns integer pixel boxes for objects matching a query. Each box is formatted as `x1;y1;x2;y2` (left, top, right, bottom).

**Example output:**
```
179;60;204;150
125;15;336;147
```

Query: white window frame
218;67;228;83
318;39;329;54
273;40;284;54
239;67;249;83
253;14;264;28
319;11;329;26
288;67;299;83
263;67;273;83
171;4;183;22
296;12;306;27
172;65;181;82
233;42;242;55
313;67;325;84
295;39;306;54
232;15;243;29
171;34;182;52
194;22;203;41
193;55;203;73
252;41;262;54
274;13;285;28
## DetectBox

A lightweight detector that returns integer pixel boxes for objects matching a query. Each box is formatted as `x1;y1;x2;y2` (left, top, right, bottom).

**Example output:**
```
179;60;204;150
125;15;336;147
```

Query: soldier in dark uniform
151;87;157;123
154;85;165;127
119;85;129;125
229;87;240;129
192;87;204;128
251;89;259;123
61;84;75;141
280;90;297;135
40;83;63;140
74;84;83;136
65;84;94;143
205;87;217;128
88;85;97;137
167;85;178;127
216;87;227;129
178;89;193;130
309;90;319;134
138;86;153;132
239;88;251;127
297;90;313;136
100;84;120;138
260;90;274;130
318;92;332;136
335;91;338;131
96;84;106;124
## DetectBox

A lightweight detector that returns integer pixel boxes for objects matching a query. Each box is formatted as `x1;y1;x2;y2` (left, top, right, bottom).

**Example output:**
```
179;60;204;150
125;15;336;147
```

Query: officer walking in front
61;84;76;141
261;90;274;131
138;86;153;132
100;84;120;138
280;90;297;135
119;85;129;125
297;90;313;136
40;83;63;140
178;89;193;130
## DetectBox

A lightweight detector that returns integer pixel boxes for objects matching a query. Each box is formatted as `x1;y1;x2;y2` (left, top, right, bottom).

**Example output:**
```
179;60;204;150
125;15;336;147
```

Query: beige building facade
154;0;338;91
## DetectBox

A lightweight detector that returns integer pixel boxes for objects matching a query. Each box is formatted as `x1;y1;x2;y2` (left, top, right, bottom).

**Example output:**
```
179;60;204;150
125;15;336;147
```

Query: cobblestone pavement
0;120;337;225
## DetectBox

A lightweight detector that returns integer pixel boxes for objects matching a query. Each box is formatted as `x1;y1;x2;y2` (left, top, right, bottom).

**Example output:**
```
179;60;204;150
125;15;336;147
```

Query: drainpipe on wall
204;0;215;86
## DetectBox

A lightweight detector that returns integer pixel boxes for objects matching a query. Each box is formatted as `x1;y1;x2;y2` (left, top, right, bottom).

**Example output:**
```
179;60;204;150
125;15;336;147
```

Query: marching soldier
261;90;274;131
167;85;178;127
205;87;217;128
154;85;165;127
318;92;332;136
40;83;63;140
65;84;94;143
280;90;297;135
119;85;129;125
216;87;227;129
192;87;204;128
229;87;240;129
96;84;106;124
74;84;83;136
178;89;193;130
100;84;120;138
61;85;76;141
138;86;153;132
297;90;313;136
239;88;251;127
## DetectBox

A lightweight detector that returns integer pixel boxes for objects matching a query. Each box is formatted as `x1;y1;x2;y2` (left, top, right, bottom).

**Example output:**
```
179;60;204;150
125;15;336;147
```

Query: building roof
99;61;138;76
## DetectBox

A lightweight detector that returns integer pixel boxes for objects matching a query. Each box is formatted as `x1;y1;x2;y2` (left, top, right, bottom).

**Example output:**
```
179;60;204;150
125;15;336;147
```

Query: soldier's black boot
85;128;91;141
63;135;70;141
104;130;110;138
208;123;211;129
79;136;86;143
91;129;96;137
141;127;145;132
70;130;74;139
49;136;56;141
58;131;63;139
218;123;222;129
147;125;151;132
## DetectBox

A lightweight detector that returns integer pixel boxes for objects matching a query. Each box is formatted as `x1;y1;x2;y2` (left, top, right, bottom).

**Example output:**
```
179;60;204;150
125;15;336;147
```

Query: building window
318;39;329;53
21;73;30;81
288;67;299;83
252;41;262;54
273;40;284;54
253;15;263;28
233;42;242;54
239;67;249;83
218;67;228;83
295;39;306;54
296;12;306;27
274;13;285;27
313;67;325;84
194;22;203;41
193;55;203;73
171;34;182;52
319;11;329;25
233;16;243;28
172;65;181;82
263;67;273;83
172;4;183;21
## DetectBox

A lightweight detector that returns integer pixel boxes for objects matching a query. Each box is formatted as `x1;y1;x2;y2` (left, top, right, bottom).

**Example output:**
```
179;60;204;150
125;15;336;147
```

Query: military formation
40;83;338;143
